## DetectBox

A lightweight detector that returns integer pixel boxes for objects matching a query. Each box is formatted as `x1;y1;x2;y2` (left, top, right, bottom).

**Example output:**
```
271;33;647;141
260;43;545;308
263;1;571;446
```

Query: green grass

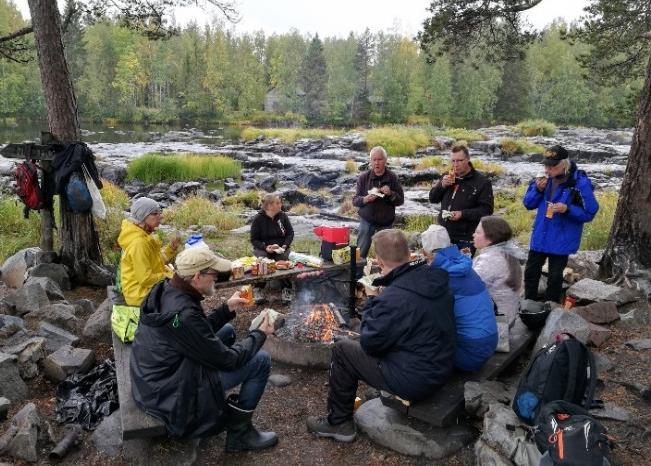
345;159;358;174
337;197;358;217
499;138;546;155
127;153;241;183
581;191;618;250
432;128;487;143
516;119;557;137
497;186;537;244
163;196;245;231
0;180;129;264
289;203;319;215
364;127;432;157
416;156;446;170
406;115;432;125
402;214;437;232
96;180;131;265
221;190;261;208
0;196;44;262
240;127;345;142
472;159;506;176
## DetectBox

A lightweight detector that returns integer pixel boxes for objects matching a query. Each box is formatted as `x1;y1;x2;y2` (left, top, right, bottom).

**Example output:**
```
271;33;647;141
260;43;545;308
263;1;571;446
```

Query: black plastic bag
55;359;118;430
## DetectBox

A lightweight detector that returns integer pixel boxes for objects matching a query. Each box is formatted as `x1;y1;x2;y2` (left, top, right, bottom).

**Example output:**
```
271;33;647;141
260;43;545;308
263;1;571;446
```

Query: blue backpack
65;170;92;213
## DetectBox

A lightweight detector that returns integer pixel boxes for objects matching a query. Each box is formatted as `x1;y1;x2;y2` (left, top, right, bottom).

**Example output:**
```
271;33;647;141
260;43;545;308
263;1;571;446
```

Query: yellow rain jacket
118;219;175;306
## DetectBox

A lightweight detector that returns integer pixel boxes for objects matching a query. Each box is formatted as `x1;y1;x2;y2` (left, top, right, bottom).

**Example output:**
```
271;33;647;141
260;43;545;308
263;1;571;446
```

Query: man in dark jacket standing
429;145;494;255
352;146;404;258
306;229;456;442
523;145;599;302
130;247;278;452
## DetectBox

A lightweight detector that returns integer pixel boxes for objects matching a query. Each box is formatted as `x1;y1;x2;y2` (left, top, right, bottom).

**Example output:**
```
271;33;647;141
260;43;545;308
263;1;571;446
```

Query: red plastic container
313;225;350;244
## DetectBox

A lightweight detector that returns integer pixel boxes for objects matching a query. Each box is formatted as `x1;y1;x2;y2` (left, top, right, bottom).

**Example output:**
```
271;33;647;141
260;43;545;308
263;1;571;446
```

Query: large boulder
0;352;28;402
474;403;542;466
573;301;620;325
38;322;80;354
1;337;46;379
354;398;474;459
566;251;603;281
566;278;637;306
27;263;71;290
534;308;591;351
24;303;84;334
23;276;65;301
587;323;611;347
42;345;95;382
3;282;50;316
90;410;122;458
0;402;40;463
0;247;41;288
82;299;112;345
465;381;512;418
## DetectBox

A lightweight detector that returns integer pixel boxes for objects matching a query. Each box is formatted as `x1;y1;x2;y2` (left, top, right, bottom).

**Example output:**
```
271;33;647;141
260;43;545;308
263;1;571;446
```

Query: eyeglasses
200;269;221;281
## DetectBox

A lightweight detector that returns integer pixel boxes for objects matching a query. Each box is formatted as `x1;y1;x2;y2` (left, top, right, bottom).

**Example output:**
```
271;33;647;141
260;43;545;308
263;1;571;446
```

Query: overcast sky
13;0;590;38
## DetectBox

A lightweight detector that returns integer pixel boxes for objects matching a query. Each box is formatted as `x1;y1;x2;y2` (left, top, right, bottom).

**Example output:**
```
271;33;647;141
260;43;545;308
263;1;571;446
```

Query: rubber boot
225;400;278;452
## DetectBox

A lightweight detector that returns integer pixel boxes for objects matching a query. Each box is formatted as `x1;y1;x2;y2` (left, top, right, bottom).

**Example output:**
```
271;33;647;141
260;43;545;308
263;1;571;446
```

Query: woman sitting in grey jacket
472;216;523;325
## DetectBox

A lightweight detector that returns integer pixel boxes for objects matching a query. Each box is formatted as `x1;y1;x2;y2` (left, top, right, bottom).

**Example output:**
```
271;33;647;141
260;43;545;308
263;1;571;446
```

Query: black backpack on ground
534;400;613;466
513;333;597;425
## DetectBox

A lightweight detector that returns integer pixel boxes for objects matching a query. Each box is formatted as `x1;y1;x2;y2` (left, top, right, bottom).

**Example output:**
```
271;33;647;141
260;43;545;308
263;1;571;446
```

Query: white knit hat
420;224;451;252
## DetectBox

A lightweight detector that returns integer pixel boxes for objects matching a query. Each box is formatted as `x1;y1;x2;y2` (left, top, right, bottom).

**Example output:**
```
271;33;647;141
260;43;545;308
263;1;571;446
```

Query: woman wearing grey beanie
117;197;181;306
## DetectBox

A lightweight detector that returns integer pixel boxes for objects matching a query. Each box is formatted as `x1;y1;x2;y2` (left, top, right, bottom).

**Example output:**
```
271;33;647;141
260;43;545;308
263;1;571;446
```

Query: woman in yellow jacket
118;197;181;306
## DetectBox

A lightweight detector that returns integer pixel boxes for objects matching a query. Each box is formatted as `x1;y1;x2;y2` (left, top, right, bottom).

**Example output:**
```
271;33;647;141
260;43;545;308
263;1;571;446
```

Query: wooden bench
108;287;167;440
380;321;536;427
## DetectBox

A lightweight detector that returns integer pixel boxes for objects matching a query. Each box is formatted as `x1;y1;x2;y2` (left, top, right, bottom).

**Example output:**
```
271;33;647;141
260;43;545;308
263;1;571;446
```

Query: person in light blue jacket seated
421;224;498;372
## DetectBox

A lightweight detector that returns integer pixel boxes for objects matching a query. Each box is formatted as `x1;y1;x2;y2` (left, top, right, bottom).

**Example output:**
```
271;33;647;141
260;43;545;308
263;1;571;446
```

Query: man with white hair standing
523;145;599;303
352;146;404;259
118;197;181;306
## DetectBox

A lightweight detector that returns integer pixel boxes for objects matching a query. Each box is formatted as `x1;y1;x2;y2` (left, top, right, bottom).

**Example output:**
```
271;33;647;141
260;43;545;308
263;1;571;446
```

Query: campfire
278;303;353;343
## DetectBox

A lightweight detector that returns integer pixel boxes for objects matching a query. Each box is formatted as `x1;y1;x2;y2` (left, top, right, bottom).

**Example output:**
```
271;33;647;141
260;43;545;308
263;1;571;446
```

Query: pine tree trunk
28;0;111;286
600;54;651;296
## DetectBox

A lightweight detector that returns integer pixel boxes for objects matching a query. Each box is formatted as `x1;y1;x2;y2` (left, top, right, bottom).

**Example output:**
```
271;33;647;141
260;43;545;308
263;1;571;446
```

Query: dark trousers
524;250;569;303
327;338;391;425
216;324;271;411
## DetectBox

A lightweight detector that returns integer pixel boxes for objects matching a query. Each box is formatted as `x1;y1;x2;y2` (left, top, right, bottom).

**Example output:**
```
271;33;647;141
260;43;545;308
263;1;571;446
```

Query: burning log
294;303;341;343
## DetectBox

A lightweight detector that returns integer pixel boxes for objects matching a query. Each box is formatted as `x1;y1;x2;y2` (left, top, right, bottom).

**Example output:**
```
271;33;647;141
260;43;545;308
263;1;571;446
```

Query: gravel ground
1;284;650;465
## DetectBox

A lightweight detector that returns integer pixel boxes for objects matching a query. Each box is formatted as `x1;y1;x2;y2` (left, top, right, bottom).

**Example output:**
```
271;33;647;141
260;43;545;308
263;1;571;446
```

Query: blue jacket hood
433;245;472;277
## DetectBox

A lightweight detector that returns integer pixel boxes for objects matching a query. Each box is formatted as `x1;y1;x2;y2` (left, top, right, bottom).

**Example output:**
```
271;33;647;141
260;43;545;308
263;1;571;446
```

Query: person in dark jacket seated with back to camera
429;145;494;256
306;229;456;442
421;224;497;372
130;247;278;452
250;193;295;304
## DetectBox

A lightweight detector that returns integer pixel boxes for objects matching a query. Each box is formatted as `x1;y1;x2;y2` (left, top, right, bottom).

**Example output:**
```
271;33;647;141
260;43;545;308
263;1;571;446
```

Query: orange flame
302;304;339;342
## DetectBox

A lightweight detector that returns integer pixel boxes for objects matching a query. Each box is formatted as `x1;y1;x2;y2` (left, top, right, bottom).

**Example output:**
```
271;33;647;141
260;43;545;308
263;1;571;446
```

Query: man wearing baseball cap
522;145;599;303
130;247;278;451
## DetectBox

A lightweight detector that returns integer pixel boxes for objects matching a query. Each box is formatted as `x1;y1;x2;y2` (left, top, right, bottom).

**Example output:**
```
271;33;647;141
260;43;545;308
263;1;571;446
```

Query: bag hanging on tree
82;164;106;219
534;400;613;466
14;159;43;218
65;170;93;213
513;333;597;425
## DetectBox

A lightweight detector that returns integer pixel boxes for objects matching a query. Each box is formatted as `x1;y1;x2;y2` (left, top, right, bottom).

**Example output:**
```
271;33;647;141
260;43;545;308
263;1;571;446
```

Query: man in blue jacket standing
523;145;599;303
306;229;456;442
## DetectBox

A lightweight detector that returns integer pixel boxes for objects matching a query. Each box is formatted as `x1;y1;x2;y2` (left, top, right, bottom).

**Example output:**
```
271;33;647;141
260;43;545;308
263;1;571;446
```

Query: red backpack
14;159;43;217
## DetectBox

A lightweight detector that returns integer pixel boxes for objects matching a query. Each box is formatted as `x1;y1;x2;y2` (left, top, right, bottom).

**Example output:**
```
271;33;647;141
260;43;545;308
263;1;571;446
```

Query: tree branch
0;26;33;44
502;0;545;13
641;31;651;40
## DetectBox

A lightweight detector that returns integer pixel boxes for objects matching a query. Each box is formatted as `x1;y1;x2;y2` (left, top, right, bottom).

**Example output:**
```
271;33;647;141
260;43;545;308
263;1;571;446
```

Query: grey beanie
130;197;161;223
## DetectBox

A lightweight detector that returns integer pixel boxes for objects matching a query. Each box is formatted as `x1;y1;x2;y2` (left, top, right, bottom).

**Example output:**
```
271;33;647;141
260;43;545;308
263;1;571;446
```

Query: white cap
420;224;451;252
